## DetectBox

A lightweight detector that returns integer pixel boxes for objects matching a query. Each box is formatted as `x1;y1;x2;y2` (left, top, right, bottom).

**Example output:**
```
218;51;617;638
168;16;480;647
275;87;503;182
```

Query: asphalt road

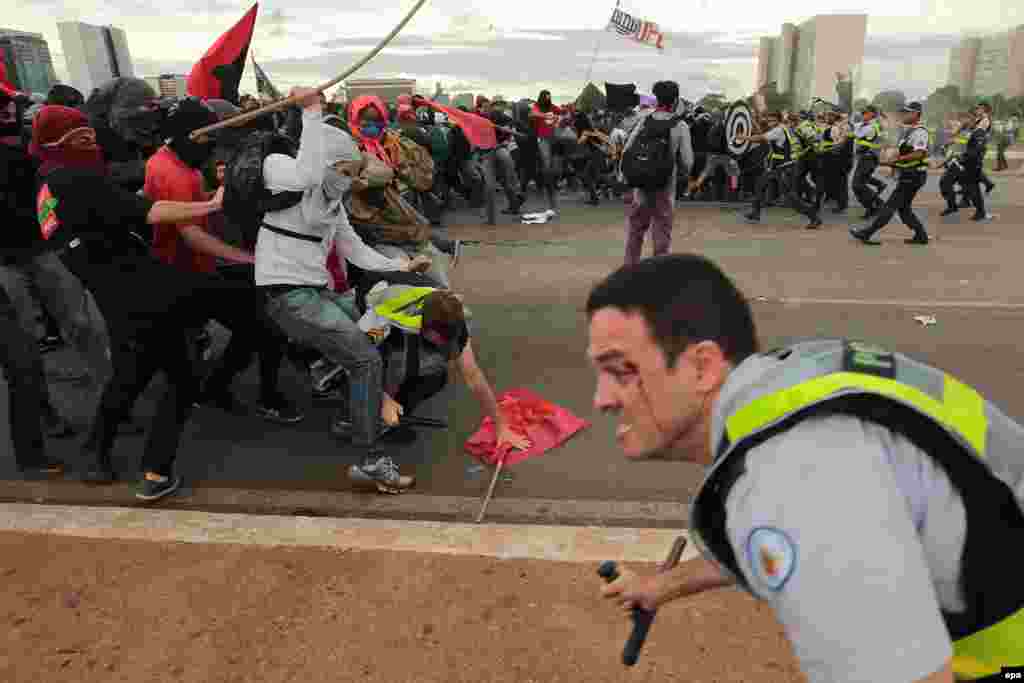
3;169;1023;519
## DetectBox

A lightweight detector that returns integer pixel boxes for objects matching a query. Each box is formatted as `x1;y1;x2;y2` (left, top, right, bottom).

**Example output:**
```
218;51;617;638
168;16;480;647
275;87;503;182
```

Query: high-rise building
947;26;1024;99
57;22;135;96
0;29;58;96
755;14;867;109
144;74;188;99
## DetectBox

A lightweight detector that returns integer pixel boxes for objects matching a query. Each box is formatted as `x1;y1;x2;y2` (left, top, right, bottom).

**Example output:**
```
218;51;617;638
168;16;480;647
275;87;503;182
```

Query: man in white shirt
255;87;430;494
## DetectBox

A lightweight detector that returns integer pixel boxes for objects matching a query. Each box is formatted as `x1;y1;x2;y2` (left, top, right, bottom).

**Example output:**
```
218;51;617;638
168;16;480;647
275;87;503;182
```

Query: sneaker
904;235;929;245
741;212;760;224
971;213;994;223
849;226;881;245
136;474;182;502
805;219;823;230
348;456;414;494
940;206;958;217
254;398;304;425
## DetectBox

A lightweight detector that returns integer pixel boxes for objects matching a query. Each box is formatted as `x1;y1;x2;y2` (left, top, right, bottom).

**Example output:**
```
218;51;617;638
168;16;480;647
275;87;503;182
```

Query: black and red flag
187;4;258;105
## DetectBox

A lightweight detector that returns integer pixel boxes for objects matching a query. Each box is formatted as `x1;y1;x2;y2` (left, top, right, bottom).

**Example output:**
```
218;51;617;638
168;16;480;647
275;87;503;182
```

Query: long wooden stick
475;450;507;524
190;0;430;140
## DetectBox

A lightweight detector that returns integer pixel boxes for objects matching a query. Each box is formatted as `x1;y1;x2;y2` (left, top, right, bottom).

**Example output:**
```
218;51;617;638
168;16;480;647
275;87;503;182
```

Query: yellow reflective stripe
725;372;988;454
943;374;988;454
952;605;1024;679
855;139;881;149
373;287;436;329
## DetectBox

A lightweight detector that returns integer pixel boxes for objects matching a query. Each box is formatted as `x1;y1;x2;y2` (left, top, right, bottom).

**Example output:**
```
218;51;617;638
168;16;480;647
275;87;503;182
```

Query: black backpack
621;114;685;190
222;130;305;248
707;119;727;154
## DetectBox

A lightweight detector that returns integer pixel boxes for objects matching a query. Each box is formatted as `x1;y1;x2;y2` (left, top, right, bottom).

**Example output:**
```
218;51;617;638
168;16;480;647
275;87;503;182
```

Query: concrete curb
0;480;689;528
0;503;695;564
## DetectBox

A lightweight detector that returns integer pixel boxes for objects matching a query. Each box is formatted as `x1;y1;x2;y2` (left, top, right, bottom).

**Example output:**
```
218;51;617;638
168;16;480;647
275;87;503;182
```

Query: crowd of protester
1;75;1020;500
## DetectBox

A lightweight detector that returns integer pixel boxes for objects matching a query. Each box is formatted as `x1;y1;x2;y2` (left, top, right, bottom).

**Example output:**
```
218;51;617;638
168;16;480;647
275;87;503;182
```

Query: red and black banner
186;4;258;105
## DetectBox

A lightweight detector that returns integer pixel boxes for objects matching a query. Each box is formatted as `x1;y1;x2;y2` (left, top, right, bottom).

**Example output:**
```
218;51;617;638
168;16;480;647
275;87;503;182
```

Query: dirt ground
1;531;802;683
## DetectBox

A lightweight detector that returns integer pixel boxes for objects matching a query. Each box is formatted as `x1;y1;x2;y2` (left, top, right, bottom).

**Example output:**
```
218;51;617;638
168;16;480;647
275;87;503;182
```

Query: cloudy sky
6;0;1022;102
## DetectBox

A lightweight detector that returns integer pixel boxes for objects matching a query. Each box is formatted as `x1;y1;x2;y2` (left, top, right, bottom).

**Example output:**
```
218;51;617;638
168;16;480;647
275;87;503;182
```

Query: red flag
414;96;497;150
464;388;589;466
0;47;19;98
187;4;258;105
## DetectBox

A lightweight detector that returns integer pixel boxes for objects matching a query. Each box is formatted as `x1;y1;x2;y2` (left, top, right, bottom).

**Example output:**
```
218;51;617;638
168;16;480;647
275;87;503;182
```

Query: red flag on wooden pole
187;4;259;105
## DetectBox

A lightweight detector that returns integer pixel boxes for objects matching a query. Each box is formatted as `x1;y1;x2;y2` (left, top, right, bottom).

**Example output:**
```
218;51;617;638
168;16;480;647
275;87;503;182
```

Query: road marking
0;504;695;564
754;297;1024;310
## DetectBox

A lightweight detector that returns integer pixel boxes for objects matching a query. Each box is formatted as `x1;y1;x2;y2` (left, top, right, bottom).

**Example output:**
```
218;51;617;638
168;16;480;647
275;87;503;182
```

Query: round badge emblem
746;527;797;592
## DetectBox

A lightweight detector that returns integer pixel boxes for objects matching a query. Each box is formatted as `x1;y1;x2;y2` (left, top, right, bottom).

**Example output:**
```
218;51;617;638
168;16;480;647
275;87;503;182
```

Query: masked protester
257;90;434;493
0;90;75;476
83;78;163;191
4;99;109;435
30;104;267;502
145;97;303;425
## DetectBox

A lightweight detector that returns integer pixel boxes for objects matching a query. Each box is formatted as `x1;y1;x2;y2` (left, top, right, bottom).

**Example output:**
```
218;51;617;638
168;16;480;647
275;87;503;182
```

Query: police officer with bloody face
587;254;1024;683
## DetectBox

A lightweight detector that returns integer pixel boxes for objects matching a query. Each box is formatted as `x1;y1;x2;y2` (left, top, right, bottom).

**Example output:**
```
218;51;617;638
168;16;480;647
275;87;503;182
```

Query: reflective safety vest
690;339;1024;680
769;126;794;165
945;132;970;165
854;120;882;154
890;125;930;170
371;286;437;333
817;126;836;154
795;121;818;158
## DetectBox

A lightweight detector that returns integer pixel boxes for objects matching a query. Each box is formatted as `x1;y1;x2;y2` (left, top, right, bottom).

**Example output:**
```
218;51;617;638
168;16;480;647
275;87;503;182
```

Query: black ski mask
86;78;163;150
164;97;219;169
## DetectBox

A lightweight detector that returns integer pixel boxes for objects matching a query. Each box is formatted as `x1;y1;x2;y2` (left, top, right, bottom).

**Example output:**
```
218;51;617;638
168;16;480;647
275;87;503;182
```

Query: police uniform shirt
715;354;967;683
899;127;930;171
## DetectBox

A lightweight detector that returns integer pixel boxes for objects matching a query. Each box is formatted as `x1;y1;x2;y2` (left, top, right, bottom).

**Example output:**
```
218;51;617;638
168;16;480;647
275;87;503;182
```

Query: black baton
598;536;688;667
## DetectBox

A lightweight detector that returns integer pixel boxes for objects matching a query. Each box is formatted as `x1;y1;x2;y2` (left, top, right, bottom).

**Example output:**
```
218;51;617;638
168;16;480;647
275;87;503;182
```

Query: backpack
620;114;685;190
222;130;305;247
388;132;435;192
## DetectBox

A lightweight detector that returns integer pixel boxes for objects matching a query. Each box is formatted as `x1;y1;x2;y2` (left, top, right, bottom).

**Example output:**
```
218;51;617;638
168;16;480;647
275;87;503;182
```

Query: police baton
598;536;688;666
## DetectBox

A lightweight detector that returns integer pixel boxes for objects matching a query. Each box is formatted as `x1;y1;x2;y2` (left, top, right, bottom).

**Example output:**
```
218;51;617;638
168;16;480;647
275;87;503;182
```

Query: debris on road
913;315;937;327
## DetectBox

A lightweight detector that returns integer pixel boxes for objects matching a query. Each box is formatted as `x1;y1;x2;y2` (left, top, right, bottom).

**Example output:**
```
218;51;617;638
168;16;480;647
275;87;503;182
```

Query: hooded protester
144;97;302;425
349;95;396;168
31;103;267;501
0;90;76;477
346;95;453;287
256;92;435;494
83;78;163;191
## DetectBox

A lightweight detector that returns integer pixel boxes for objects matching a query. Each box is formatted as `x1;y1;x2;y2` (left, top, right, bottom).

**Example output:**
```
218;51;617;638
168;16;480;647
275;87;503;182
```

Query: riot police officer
939;112;988;220
588;253;1024;683
851;105;888;218
850;102;930;245
737;111;822;230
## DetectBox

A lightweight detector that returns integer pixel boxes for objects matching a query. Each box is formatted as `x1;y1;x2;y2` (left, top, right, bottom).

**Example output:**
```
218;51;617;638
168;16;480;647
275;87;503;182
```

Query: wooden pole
189;0;430;140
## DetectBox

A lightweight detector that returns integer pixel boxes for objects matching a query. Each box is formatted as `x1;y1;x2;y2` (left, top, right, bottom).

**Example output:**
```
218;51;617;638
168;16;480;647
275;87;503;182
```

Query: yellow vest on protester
690;339;1024;680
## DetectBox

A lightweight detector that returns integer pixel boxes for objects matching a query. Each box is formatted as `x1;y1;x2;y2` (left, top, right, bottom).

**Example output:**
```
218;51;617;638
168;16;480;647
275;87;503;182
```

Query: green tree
750;82;793;113
697;92;728;112
872;90;907;112
575;82;606;113
924;85;967;126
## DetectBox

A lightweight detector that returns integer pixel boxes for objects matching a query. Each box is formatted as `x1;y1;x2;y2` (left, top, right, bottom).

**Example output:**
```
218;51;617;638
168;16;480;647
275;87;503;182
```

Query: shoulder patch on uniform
746;527;797;592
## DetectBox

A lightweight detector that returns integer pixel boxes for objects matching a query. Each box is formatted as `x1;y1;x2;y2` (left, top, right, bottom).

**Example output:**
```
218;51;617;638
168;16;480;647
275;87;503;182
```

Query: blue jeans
0;251;111;390
265;288;383;459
